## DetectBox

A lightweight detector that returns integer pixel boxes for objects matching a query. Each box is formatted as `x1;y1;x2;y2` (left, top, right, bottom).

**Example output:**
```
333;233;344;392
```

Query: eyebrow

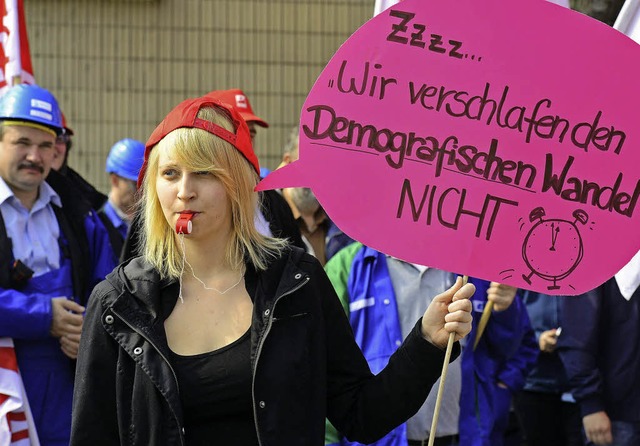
13;137;54;147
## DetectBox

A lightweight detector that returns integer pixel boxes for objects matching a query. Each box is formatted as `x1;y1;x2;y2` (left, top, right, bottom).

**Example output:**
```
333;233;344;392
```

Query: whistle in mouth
176;213;194;234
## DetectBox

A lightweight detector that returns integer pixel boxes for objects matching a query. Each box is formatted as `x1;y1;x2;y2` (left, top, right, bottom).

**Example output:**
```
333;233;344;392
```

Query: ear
109;172;120;188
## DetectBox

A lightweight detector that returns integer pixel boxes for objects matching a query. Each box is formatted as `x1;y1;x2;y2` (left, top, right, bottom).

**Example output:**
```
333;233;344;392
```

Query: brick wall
26;0;372;191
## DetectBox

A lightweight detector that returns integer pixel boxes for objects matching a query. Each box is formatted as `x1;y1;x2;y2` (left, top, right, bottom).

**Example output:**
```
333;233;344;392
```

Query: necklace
191;271;245;295
176;232;245;302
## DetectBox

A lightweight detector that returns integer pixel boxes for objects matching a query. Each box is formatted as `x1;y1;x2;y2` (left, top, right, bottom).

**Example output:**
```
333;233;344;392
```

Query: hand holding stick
427;276;472;446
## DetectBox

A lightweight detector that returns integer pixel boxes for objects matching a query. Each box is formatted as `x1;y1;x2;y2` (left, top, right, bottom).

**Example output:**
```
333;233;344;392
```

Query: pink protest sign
258;0;640;295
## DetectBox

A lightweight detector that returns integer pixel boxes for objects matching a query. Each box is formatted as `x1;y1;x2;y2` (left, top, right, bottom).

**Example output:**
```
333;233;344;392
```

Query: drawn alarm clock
522;207;589;290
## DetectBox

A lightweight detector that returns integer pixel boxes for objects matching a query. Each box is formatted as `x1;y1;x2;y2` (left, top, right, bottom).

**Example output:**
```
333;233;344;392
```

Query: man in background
98;138;145;257
558;254;640;446
0;84;115;445
51;112;107;210
278;126;353;265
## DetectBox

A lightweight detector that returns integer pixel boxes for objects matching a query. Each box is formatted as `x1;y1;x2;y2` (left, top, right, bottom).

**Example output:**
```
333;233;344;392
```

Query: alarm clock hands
550;222;560;251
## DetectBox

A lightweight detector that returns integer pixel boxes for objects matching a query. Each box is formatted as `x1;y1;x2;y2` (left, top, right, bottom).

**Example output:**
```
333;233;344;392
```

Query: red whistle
176;212;194;234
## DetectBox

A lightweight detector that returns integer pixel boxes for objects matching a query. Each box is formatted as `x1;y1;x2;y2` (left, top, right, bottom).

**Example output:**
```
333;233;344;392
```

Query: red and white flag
0;0;34;94
0;338;39;446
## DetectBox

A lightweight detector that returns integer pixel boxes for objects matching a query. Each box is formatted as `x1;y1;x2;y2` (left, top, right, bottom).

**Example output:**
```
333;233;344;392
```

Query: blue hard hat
105;138;146;182
0;84;63;134
259;167;271;179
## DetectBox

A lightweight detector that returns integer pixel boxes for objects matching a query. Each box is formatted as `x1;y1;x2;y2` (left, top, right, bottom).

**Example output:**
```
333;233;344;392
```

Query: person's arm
557;289;603;413
496;309;539;391
0;288;53;339
70;282;120;445
557;288;612;445
473;280;527;358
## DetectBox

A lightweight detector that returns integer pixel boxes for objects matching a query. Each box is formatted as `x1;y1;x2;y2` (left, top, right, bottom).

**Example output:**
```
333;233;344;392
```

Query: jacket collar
105;247;310;329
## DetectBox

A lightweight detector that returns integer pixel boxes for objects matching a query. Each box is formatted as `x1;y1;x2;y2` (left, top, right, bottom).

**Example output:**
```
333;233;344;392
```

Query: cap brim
242;113;269;128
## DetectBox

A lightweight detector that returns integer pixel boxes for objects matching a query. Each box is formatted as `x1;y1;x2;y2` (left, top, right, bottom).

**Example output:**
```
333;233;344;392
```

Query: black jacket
62;166;108;211
71;247;456;445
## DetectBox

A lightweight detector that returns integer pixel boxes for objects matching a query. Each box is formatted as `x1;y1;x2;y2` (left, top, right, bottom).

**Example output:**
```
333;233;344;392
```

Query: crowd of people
0;82;637;446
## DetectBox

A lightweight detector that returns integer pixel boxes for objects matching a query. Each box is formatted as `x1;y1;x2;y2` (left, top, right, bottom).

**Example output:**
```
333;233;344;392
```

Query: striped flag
0;0;35;93
0;338;39;446
0;2;38;437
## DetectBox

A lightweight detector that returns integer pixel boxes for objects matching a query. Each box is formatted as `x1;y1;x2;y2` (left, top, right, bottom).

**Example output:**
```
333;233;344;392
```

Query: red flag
0;339;39;446
0;0;35;93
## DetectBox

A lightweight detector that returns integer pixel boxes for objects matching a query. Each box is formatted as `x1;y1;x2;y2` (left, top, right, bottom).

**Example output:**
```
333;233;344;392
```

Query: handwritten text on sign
257;0;640;295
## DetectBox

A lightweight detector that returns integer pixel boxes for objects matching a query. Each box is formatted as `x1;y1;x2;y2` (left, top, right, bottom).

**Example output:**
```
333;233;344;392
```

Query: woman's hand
421;277;474;349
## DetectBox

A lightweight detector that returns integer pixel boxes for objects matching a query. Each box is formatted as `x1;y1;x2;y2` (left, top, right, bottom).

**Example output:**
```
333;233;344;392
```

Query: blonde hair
140;106;287;279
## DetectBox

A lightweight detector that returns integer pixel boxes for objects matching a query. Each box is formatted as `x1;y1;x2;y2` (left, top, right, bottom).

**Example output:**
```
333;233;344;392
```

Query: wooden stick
473;300;494;350
427;275;467;446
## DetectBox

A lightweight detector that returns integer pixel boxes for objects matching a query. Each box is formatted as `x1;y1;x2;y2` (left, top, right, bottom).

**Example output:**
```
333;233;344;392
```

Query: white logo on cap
31;99;53;112
30;110;53;121
235;94;248;109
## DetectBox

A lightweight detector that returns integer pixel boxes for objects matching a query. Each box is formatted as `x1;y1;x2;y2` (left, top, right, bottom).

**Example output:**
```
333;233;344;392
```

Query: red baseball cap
137;96;260;188
205;89;269;128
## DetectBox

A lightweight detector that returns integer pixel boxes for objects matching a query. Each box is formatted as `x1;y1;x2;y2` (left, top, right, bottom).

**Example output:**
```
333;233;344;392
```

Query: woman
70;96;474;446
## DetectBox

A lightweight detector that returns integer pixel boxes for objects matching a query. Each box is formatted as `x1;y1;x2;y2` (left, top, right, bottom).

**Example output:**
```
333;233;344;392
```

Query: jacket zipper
110;307;186;446
251;275;311;446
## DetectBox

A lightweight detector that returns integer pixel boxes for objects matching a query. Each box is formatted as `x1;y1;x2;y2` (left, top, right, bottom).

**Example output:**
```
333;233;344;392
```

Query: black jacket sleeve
318;259;459;443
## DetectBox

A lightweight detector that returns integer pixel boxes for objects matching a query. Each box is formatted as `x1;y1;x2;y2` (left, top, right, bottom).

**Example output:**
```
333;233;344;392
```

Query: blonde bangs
139;106;287;279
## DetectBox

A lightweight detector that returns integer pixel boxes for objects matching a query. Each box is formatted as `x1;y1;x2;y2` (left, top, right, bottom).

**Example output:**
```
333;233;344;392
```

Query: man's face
110;174;138;219
52;133;70;171
0;125;56;197
290;187;320;217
